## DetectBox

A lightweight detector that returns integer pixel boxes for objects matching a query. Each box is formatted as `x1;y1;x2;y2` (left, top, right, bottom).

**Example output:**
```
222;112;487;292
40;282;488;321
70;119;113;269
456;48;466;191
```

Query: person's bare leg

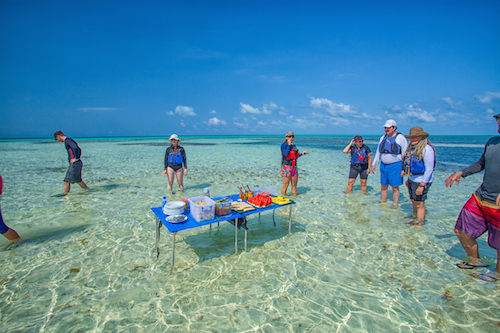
3;228;20;242
281;176;291;196
63;182;71;195
415;201;426;221
291;174;298;196
455;228;484;264
496;251;500;274
412;200;417;217
392;186;400;207
175;169;184;191
360;179;367;194
346;178;355;193
166;167;175;192
77;181;88;190
380;185;388;202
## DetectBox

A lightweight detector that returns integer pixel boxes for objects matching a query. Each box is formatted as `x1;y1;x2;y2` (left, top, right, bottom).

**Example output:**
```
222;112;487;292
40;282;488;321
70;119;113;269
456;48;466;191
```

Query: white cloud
441;97;460;109
240;102;283;115
476;91;500;104
207;117;227;126
487;108;495;114
166;111;174;116
240;103;260;114
79;107;118;112
210;110;217;114
385;103;436;123
309;97;355;116
174;105;196;116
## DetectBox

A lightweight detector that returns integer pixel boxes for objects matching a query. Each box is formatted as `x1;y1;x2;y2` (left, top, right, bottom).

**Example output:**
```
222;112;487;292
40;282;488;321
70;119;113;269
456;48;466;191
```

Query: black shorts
349;163;369;180
407;179;431;202
64;160;83;183
168;164;183;172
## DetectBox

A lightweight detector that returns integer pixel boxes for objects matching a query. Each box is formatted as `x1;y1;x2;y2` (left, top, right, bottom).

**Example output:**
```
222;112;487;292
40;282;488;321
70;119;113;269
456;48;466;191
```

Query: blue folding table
151;194;295;267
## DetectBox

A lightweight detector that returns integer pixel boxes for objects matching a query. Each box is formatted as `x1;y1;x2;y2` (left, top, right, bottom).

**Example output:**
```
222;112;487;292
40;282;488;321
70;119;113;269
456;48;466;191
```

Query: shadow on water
445;238;498;263
0;225;89;251
183;183;212;191
183;214;306;263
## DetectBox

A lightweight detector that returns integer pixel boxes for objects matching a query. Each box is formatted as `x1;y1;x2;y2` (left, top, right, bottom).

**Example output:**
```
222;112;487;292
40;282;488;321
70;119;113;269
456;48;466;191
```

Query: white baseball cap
169;134;180;141
384;119;397;128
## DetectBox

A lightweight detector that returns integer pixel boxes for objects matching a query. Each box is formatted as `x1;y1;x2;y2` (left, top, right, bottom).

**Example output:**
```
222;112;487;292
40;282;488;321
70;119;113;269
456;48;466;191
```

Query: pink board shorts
455;194;500;250
280;165;297;178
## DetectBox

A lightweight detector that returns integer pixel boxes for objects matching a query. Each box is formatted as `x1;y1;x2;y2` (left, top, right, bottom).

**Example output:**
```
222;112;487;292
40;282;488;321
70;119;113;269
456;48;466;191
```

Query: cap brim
405;133;429;138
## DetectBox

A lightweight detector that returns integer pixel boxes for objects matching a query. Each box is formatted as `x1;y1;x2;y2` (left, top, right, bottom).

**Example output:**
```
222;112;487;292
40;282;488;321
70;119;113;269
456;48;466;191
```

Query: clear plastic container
215;198;232;216
253;185;277;196
188;196;215;222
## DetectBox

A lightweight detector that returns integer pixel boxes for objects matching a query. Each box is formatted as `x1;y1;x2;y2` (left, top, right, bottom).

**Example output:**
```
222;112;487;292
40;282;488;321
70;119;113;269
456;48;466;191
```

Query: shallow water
1;136;499;332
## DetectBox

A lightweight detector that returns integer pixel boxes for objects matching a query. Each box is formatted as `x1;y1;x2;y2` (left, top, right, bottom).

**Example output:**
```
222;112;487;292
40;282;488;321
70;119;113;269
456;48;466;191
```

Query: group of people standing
343;120;435;226
1;120;499;282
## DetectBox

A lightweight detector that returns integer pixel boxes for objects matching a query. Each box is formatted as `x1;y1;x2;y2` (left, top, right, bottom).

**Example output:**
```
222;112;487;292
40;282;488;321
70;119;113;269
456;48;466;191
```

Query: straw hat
169;134;180;141
405;127;429;139
285;131;294;137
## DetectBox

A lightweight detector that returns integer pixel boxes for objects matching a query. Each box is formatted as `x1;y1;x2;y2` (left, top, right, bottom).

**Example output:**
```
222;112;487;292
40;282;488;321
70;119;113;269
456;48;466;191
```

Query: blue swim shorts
380;161;403;187
0;208;8;234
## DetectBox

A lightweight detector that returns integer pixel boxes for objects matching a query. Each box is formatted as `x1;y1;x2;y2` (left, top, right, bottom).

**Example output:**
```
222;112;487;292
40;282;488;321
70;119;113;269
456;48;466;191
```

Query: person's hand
401;170;405;178
302;151;309;155
496;193;500;207
445;172;462;188
366;168;371;175
416;185;424;196
161;169;167;176
350;139;355;145
405;179;409;187
184;169;188;176
70;158;77;164
371;165;376;174
286;137;293;145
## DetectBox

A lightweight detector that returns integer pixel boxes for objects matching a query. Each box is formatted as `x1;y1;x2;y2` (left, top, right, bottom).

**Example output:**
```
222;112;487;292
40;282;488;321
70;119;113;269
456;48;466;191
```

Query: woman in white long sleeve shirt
401;127;435;225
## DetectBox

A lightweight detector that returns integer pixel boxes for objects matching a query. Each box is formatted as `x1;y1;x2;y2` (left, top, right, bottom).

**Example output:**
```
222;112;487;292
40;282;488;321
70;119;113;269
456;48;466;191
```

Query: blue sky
1;0;499;138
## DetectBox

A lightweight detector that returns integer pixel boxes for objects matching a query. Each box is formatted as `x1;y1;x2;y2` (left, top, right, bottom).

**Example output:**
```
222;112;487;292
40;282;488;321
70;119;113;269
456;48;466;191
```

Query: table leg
259;212;261;223
272;209;276;227
288;205;292;234
235;218;238;254
171;232;176;268
244;229;247;251
155;217;161;259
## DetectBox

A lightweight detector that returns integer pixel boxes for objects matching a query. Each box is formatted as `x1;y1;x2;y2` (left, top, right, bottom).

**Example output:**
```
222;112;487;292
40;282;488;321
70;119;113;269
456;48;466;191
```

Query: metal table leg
288;205;292;234
272;209;276;227
244;229;247;251
235;218;238;254
259;212;261;223
171;232;176;268
155;217;161;259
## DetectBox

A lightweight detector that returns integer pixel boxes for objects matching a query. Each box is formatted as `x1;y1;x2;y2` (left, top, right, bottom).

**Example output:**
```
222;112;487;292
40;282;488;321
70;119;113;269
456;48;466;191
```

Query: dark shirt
64;138;81;163
164;145;187;169
461;136;500;204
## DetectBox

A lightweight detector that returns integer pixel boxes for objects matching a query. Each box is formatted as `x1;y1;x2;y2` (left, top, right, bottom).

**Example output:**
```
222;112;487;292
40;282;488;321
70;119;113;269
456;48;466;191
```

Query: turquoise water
0;136;499;332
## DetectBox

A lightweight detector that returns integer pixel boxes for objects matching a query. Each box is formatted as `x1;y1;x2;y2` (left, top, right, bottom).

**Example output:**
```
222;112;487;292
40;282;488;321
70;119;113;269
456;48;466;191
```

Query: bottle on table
162;196;167;208
203;188;210;197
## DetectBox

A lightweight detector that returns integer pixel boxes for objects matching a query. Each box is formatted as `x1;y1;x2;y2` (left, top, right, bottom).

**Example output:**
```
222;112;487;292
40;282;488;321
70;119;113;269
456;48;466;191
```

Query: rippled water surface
1;135;499;332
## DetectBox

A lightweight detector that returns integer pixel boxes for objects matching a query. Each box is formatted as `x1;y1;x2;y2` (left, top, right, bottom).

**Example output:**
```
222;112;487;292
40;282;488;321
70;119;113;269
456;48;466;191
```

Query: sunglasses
286;135;295;138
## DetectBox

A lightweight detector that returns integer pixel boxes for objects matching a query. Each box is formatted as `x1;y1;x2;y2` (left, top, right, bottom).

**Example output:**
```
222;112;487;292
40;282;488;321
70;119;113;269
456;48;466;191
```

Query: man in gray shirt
445;113;500;282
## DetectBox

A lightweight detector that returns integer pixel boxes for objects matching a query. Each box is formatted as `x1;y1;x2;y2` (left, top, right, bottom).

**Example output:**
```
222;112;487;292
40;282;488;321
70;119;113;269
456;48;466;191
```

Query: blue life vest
404;145;436;175
379;134;401;155
168;150;183;164
351;146;368;164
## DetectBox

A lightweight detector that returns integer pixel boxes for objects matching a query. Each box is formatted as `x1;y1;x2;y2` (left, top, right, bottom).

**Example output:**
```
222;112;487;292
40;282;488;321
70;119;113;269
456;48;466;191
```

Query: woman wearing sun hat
401;127;436;225
342;136;372;193
161;134;188;192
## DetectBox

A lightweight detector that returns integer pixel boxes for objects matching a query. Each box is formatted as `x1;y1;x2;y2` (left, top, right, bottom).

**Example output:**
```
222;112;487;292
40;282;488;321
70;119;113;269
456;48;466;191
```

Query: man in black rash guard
161;134;188;192
54;131;89;195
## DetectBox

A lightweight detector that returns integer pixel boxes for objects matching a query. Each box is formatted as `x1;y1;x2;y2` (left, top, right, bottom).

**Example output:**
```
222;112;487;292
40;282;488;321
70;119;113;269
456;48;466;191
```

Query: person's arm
421;146;435;184
343;139;355;154
445;148;486;187
496;193;500;207
397;134;408;160
181;147;187;169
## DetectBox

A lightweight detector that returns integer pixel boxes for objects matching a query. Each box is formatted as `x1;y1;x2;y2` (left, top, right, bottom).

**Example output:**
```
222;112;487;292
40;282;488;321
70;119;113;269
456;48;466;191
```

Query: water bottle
162;196;167;208
203;188;210;197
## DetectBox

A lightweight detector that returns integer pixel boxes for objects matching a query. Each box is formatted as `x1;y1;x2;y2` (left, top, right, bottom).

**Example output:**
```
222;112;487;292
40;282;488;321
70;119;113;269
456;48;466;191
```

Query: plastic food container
163;201;185;216
188;196;215;222
215;199;231;216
